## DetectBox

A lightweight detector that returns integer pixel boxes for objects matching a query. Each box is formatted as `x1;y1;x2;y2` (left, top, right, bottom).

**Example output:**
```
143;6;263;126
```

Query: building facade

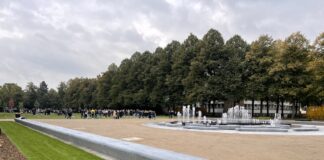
204;100;298;118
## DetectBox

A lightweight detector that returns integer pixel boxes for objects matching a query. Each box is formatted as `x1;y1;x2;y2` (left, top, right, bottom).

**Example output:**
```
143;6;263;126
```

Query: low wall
15;118;203;160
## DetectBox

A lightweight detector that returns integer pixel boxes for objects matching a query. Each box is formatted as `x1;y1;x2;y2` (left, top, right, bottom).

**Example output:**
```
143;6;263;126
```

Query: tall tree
167;34;201;107
269;32;311;117
79;78;97;109
97;63;118;108
23;82;38;109
224;35;249;104
48;89;60;109
244;35;274;117
37;81;49;109
151;41;180;111
0;83;23;111
57;82;67;108
0;85;4;111
307;33;324;104
185;29;225;114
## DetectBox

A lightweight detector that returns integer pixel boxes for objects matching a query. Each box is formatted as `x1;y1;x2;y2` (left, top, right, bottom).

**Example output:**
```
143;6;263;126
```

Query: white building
204;100;297;117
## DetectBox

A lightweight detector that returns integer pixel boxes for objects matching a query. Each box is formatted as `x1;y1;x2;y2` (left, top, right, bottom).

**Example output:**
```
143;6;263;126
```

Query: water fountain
192;107;195;123
270;113;281;127
182;106;186;122
203;116;207;124
186;105;190;122
222;105;255;125
177;112;181;124
197;111;202;123
155;105;321;134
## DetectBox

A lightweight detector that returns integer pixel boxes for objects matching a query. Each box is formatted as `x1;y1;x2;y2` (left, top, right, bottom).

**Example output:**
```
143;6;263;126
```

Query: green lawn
0;122;102;160
0;112;82;119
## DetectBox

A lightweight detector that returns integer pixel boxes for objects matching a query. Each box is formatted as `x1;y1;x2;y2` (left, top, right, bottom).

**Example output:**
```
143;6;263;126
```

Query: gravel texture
0;133;26;160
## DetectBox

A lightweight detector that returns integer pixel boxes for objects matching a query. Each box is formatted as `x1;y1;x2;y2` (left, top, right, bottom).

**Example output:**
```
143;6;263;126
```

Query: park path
0;119;13;121
37;118;324;160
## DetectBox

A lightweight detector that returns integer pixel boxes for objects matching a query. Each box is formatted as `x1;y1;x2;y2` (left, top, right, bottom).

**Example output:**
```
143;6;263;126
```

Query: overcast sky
0;0;323;89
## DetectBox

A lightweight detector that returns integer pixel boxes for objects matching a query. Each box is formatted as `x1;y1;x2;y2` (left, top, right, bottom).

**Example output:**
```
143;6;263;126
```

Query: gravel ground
38;118;324;160
0;133;26;160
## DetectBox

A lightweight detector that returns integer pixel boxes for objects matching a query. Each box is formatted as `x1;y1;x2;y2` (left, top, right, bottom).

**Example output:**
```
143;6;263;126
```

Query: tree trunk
212;103;215;117
266;97;269;117
295;100;298;117
281;99;284;118
276;96;279;114
252;98;255;118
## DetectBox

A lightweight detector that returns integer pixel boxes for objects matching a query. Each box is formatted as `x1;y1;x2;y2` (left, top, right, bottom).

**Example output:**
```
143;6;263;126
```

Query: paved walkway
37;118;324;160
284;120;324;126
0;119;14;122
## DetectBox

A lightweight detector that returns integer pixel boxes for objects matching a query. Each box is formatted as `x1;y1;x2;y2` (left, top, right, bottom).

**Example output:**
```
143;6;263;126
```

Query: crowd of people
80;109;156;119
24;108;157;119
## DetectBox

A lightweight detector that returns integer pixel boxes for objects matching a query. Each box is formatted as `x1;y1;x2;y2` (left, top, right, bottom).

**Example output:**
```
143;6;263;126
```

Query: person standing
67;108;72;119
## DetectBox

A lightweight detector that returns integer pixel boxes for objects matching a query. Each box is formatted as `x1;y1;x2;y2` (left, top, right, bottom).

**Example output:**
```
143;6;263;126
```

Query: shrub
307;106;324;120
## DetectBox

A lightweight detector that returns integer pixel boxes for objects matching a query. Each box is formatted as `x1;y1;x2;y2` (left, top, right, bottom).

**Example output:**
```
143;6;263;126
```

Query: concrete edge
144;122;324;136
15;118;204;160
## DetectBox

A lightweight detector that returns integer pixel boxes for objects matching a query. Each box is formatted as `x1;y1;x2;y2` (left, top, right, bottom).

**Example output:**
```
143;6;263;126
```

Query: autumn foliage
307;106;324;120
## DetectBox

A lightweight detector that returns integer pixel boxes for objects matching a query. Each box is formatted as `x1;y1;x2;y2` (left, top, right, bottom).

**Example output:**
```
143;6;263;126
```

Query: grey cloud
0;0;323;88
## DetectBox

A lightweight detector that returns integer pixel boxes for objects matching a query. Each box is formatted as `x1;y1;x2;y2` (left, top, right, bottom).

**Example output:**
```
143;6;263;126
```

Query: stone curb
15;118;204;160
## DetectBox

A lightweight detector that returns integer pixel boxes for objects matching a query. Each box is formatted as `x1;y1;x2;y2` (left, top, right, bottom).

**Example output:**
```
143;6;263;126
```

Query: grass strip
0;122;102;160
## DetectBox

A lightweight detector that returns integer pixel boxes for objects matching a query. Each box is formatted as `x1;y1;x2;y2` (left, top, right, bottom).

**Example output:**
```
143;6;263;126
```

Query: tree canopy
0;29;323;114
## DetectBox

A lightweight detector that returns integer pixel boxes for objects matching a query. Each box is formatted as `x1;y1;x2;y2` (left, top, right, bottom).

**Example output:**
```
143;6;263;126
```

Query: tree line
0;29;323;116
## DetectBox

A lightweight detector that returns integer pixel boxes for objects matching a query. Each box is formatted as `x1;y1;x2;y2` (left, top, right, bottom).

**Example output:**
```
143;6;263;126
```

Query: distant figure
95;109;99;118
80;109;84;118
91;109;95;118
113;110;117;119
169;110;174;118
67;108;73;119
63;109;67;118
32;108;36;115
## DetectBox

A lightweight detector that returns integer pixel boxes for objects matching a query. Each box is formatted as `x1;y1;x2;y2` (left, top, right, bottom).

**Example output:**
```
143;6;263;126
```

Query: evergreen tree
97;63;118;108
37;81;49;109
224;35;249;103
167;34;201;107
23;82;38;109
307;33;324;104
269;32;311;117
185;29;225;114
57;82;67;108
244;35;274;116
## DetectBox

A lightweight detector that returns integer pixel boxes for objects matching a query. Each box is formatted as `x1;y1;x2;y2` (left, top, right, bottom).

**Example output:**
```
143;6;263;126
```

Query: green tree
0;83;23;111
48;89;60;109
150;41;180;111
97;63;118;108
244;35;274;116
184;29;225;114
269;32;311;117
307;32;324;104
64;78;97;110
224;35;249;104
167;34;201;107
23;82;38;109
57;82;67;108
0;85;4;111
37;81;49;109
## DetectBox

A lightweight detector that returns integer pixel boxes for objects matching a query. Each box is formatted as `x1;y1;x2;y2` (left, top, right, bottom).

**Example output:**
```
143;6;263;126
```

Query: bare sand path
37;118;324;160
